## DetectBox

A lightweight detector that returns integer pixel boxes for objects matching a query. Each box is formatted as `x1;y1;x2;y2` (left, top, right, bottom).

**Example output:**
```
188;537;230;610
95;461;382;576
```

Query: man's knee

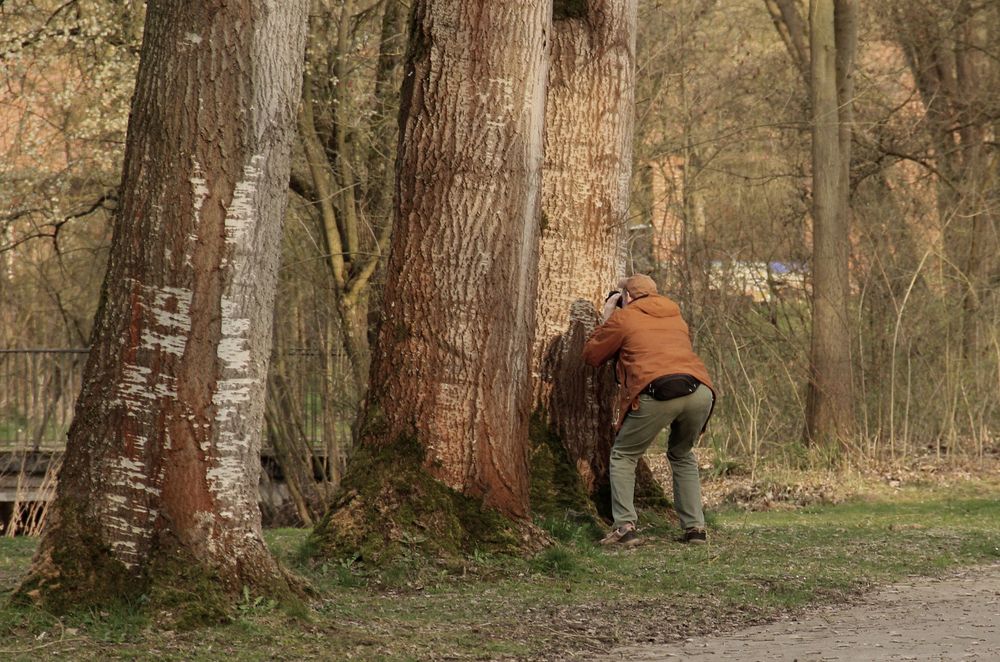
612;437;652;462
611;447;639;463
667;445;696;463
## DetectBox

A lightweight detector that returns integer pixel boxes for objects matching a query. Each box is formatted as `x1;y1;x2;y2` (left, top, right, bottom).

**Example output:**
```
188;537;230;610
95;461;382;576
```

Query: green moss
553;0;588;20
14;501;296;629
142;540;234;629
528;409;601;529
13;499;134;614
307;433;522;567
529;408;674;529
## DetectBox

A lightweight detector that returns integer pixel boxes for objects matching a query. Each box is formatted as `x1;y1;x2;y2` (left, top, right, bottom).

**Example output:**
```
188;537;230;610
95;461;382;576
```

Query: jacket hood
628;294;680;318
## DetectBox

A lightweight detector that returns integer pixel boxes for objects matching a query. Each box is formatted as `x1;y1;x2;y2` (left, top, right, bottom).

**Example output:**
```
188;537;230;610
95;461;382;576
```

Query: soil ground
599;563;1000;661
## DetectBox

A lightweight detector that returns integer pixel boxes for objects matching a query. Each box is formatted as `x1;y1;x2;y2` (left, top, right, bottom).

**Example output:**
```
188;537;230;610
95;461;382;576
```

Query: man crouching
583;274;715;547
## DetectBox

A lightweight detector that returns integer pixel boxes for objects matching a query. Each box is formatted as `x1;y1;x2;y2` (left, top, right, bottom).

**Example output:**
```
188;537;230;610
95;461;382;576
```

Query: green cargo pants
610;384;714;531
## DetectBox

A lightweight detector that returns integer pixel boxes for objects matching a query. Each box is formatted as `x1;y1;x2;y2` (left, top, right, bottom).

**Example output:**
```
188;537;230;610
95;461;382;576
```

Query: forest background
1;0;998;528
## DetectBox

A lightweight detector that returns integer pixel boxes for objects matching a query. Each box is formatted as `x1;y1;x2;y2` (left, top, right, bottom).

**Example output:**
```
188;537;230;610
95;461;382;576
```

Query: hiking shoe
600;522;641;548
683;527;707;545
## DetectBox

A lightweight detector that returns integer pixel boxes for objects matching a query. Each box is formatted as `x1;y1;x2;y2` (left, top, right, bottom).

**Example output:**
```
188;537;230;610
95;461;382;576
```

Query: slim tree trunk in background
265;369;331;526
804;0;855;447
267;2;408;511
312;0;550;560
18;0;308;611
531;0;640;510
363;0;408;231
292;0;408;403
891;0;998;360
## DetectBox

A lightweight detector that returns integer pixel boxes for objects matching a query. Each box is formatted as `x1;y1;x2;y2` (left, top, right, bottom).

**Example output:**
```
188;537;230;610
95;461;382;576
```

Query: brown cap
620;274;658;298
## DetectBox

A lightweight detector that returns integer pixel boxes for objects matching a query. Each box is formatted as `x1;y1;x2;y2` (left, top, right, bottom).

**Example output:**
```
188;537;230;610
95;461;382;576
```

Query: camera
605;290;624;308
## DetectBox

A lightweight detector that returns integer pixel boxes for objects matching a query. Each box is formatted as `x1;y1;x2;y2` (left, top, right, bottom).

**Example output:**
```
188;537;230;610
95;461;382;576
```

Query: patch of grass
75;600;150;643
530;544;581;577
0;536;36;593
537;514;601;546
0;481;997;660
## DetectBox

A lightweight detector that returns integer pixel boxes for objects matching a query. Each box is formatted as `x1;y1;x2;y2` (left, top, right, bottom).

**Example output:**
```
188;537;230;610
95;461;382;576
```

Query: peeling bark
19;0;309;613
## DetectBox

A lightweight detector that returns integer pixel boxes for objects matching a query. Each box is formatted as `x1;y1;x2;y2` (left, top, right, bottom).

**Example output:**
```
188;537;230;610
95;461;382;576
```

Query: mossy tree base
530;409;676;529
529;409;603;527
14;507;302;628
308;436;543;566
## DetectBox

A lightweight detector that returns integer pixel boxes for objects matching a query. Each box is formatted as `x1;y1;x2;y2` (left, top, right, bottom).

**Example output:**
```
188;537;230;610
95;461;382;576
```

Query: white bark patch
223;156;263;255
205;153;267;513
101;279;189;568
188;160;211;271
190;161;210;217
217;305;251;372
184;32;203;45
119;363;177;400
141;286;192;356
207;299;255;472
105;508;159;568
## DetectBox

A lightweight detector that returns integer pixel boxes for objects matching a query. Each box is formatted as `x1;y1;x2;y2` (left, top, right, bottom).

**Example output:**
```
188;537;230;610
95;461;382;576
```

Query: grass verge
1;480;998;660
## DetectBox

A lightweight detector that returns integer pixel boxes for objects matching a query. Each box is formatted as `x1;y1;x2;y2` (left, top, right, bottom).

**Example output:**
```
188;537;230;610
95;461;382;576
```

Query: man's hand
601;293;622;323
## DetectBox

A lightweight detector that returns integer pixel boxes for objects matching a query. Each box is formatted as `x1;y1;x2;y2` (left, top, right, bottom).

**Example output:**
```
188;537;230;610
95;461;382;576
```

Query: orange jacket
582;294;714;430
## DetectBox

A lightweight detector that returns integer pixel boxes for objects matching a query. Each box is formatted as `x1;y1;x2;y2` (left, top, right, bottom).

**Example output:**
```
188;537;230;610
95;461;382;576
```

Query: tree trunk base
530;410;676;529
14;505;303;627
529;410;603;529
307;437;546;566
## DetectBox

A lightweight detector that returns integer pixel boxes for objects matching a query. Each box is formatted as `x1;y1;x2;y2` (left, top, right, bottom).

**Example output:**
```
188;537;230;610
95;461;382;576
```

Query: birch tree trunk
804;0;855;447
311;0;550;560
18;0;308;612
530;0;654;516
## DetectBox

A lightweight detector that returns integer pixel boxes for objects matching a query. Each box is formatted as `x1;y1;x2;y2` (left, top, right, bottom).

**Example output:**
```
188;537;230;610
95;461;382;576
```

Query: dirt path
600;563;1000;661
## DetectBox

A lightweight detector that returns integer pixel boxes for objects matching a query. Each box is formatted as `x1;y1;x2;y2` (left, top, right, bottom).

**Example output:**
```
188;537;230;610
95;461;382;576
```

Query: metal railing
0;349;88;451
0;347;351;451
0;346;352;533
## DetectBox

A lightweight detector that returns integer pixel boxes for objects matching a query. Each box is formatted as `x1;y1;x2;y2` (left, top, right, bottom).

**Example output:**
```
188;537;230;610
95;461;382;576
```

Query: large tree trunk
311;0;551;561
18;0;308;614
804;0;855;447
531;0;655;517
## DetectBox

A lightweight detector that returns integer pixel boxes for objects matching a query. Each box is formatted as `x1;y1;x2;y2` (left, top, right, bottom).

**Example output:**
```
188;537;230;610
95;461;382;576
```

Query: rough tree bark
17;0;309;614
311;0;551;561
804;0;856;447
530;0;667;520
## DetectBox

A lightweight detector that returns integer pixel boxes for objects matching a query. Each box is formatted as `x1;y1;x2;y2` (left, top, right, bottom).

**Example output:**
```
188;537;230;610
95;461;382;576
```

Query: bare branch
0;191;115;254
764;0;810;88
